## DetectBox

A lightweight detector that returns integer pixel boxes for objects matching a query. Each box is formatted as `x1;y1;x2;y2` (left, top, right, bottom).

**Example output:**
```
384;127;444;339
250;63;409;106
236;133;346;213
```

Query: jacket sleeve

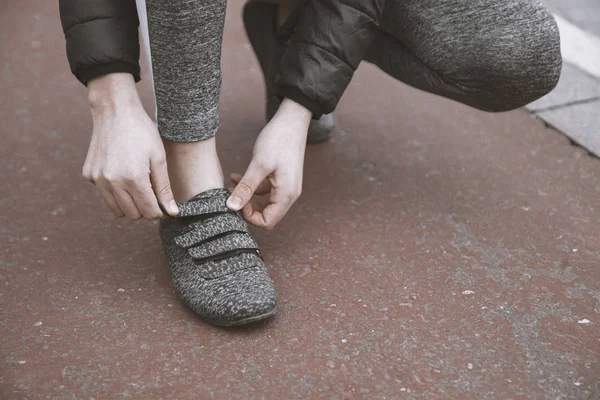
275;0;383;118
59;0;141;85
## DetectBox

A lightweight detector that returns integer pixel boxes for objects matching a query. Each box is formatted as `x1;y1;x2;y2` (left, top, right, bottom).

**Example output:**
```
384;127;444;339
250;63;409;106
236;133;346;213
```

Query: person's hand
82;73;179;219
227;98;312;230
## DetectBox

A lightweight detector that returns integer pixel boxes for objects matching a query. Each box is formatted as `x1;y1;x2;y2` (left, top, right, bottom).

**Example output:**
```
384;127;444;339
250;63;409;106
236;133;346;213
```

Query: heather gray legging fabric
146;0;561;143
147;0;227;142
366;0;561;113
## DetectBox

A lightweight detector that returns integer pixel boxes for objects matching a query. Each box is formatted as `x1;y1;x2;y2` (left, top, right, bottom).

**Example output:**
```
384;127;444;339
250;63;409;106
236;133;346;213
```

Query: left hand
227;98;312;230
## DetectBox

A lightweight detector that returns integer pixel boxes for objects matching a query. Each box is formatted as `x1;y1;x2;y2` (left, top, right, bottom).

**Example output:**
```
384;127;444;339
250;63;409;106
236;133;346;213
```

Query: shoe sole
205;306;278;327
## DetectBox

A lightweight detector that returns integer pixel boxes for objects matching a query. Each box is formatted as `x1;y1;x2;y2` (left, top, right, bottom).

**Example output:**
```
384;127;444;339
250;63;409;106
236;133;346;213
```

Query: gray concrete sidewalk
544;0;600;36
526;2;600;157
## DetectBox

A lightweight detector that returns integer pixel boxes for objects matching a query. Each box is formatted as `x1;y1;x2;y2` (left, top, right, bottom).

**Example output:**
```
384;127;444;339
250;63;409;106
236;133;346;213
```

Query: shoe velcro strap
189;232;259;261
177;191;230;217
174;213;249;249
197;252;262;279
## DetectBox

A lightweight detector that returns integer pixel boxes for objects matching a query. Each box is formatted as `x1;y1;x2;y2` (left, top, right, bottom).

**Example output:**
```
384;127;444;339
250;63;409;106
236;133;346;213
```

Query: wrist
87;73;142;116
276;98;312;123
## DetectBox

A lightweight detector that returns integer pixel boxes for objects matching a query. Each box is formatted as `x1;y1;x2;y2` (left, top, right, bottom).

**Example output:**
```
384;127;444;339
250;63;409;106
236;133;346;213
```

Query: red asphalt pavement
1;1;599;399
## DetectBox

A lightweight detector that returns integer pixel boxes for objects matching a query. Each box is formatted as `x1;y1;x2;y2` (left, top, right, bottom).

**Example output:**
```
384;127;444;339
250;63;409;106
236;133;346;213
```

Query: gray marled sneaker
159;188;277;326
243;1;336;144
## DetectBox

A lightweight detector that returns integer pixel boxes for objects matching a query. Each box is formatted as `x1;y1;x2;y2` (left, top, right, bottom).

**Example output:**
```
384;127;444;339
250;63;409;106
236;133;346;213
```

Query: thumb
227;160;267;211
150;156;179;216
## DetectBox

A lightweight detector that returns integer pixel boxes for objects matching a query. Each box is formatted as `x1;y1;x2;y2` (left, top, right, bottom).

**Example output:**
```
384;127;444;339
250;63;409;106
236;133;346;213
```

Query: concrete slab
553;15;600;80
2;1;600;399
526;61;600;112
543;0;600;37
538;100;600;157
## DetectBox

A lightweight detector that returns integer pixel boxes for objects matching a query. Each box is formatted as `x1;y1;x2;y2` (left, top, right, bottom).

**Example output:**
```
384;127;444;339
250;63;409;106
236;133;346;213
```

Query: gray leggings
146;0;561;143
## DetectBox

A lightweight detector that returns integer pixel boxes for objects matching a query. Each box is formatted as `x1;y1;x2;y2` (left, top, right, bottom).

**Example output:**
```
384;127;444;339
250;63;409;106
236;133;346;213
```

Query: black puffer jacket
59;0;382;117
59;0;141;85
275;0;383;117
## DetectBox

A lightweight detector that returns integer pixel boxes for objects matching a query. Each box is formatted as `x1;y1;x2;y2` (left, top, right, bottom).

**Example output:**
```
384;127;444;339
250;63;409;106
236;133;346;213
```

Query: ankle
164;138;225;202
172;176;224;203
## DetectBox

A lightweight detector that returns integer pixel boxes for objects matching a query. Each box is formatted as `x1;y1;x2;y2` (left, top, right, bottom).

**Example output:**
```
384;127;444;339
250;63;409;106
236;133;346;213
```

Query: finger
129;183;164;219
226;160;269;211
97;184;125;217
246;201;290;230
227;187;269;217
229;173;272;196
240;198;265;222
83;170;95;184
245;181;300;229
82;153;95;184
229;173;242;183
112;188;142;220
150;156;179;216
82;164;96;184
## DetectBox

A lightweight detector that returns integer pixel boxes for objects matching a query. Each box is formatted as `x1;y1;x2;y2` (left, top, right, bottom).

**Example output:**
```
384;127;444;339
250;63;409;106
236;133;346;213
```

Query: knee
475;55;561;113
450;11;562;112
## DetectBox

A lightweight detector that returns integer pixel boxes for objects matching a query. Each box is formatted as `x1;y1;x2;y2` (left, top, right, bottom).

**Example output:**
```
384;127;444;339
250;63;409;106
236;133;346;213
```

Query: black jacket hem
276;86;323;119
77;62;141;86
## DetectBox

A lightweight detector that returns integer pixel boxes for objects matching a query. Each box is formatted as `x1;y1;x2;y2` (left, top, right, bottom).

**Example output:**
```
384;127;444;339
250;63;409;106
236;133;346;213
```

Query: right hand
82;73;179;219
227;98;311;230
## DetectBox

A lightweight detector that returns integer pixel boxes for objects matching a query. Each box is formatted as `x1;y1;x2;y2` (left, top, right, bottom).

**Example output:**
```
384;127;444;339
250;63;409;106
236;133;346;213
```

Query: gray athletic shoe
243;1;336;144
160;188;277;326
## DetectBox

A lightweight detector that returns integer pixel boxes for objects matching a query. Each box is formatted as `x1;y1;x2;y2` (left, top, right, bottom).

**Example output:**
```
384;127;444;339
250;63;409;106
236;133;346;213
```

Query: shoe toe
202;266;277;326
160;199;277;327
307;114;336;144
